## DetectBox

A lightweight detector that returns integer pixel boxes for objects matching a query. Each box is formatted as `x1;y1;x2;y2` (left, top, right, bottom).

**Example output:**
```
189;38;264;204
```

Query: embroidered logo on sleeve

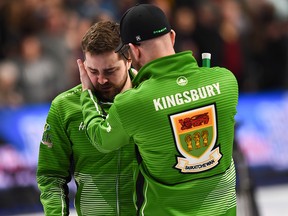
170;104;222;173
176;76;188;86
41;123;53;148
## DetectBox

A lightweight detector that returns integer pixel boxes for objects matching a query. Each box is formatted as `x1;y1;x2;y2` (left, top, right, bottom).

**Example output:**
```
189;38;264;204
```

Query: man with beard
37;20;137;216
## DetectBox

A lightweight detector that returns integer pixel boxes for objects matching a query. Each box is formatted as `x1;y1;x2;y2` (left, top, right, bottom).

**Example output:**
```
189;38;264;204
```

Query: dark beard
93;90;115;103
94;73;129;103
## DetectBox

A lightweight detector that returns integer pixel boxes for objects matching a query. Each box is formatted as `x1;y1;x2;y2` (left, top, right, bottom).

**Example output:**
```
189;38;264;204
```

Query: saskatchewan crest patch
41;123;53;148
170;104;222;173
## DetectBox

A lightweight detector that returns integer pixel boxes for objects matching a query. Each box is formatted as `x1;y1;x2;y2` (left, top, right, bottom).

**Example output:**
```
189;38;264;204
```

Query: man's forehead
85;52;123;70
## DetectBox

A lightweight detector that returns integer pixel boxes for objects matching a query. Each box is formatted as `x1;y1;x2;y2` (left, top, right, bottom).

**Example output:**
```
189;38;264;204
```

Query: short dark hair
81;20;129;60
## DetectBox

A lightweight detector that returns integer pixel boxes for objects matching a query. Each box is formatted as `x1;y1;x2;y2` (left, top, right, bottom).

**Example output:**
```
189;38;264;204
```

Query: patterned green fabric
81;51;239;215
37;84;137;216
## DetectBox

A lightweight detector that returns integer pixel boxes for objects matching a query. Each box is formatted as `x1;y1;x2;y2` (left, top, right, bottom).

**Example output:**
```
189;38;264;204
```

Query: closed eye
103;68;118;76
87;67;99;75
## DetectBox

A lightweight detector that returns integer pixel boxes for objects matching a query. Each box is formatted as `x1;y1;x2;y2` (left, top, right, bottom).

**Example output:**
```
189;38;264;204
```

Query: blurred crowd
0;0;288;107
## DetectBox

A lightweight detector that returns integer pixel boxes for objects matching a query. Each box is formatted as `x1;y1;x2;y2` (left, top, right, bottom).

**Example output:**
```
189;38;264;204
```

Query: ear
170;30;176;46
126;57;132;68
129;43;141;59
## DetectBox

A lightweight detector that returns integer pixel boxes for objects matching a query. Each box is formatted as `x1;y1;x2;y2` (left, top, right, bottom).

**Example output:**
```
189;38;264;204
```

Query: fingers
77;59;82;75
77;59;85;89
77;59;85;77
131;68;138;76
77;59;93;91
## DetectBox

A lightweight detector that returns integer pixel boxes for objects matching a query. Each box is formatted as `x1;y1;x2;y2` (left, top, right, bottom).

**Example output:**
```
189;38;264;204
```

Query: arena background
0;0;288;215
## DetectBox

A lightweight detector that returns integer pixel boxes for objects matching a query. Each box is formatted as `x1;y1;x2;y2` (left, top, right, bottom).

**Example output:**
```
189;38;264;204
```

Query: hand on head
77;59;94;91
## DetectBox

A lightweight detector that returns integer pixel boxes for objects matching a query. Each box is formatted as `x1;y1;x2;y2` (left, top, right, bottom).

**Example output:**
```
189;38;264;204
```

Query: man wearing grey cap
78;4;238;216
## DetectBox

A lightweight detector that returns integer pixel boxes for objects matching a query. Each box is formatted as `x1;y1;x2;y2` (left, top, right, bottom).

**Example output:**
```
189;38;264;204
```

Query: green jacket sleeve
36;102;72;216
80;89;130;153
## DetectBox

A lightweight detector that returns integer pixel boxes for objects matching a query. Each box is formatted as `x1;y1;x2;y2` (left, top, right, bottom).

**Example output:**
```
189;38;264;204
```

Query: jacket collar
132;51;198;86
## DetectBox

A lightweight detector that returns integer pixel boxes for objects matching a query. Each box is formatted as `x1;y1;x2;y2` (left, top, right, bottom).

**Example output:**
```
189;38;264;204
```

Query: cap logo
153;27;167;34
136;35;141;41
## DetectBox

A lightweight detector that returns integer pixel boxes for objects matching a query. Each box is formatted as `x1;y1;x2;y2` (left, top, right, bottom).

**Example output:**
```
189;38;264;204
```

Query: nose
97;74;108;85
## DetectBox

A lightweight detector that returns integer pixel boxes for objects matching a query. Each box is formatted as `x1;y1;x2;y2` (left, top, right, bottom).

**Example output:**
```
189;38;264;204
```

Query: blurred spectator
0;2;7;60
219;0;245;91
0;60;23;107
116;0;139;20
242;0;288;91
259;9;287;91
193;0;224;66
16;33;64;103
0;0;42;59
0;0;287;103
36;3;72;92
78;0;116;20
172;6;198;56
147;0;174;20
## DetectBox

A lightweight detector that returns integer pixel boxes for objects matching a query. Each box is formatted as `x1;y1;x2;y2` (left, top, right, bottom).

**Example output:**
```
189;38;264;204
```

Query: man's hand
77;59;94;91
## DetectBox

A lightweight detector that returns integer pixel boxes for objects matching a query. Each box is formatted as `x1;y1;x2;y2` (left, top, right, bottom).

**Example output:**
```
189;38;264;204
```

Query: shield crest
170;104;222;173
